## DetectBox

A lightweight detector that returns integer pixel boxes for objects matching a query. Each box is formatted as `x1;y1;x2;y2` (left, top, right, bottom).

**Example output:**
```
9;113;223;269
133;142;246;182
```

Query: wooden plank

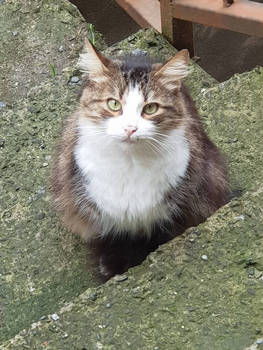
115;0;161;32
172;19;194;56
160;0;173;40
172;0;263;38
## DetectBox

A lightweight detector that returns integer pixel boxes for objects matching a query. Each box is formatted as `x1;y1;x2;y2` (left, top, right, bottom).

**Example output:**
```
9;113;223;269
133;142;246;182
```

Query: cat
51;39;229;279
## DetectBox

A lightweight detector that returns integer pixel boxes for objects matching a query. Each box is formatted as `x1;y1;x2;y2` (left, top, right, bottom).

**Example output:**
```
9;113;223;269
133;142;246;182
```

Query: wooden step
115;0;263;57
114;0;161;32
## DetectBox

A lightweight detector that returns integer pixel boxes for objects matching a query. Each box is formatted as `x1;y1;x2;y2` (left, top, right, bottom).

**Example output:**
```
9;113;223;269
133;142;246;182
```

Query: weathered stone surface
0;0;106;343
0;7;219;344
1;186;263;350
0;0;106;104
2;58;263;350
199;69;263;192
1;1;263;348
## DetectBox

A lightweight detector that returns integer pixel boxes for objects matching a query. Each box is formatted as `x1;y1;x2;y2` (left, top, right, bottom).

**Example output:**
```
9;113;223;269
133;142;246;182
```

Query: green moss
2;187;263;349
0;0;106;343
0;0;106;104
0;81;99;342
198;68;263;191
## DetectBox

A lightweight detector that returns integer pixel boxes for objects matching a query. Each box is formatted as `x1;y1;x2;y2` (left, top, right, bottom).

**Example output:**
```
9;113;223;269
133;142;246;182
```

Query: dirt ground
70;0;263;82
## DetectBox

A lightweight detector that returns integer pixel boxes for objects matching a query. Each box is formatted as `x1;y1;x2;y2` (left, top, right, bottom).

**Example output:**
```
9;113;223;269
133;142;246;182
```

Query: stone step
0;0;106;343
0;1;217;344
1;58;263;348
198;67;263;193
1;186;262;349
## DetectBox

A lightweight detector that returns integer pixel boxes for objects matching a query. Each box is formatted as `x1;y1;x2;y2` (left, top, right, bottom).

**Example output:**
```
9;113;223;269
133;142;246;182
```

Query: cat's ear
78;38;110;75
154;49;190;87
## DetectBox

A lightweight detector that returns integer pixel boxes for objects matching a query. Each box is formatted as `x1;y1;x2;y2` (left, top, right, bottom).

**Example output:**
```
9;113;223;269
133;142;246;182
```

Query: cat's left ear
154;49;190;87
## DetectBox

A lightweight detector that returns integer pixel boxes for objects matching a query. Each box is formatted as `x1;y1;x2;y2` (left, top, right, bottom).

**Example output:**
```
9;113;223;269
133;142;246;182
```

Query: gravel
70;76;80;84
131;48;147;56
51;313;59;321
89;292;97;301
35;212;45;220
113;274;128;282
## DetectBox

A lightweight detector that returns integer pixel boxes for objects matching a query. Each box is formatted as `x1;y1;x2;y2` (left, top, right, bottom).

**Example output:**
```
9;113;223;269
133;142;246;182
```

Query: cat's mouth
122;137;136;144
121;135;138;144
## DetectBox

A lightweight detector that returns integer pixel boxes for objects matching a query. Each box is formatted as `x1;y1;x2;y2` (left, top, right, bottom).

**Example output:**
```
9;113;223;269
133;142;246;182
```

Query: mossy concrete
0;0;107;343
1;1;263;348
0;0;106;104
0;3;220;343
198;69;263;193
1;187;263;350
2;64;263;349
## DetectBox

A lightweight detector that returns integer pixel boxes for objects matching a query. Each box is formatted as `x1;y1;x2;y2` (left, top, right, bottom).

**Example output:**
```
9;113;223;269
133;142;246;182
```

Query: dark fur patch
120;54;153;86
90;220;179;281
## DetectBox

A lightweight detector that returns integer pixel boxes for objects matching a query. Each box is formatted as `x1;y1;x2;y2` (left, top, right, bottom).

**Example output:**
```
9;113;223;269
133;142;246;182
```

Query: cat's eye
143;103;159;115
107;99;121;112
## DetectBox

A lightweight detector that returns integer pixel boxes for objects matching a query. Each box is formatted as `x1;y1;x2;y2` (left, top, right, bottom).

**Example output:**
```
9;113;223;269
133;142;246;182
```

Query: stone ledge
2;64;263;350
1;183;263;349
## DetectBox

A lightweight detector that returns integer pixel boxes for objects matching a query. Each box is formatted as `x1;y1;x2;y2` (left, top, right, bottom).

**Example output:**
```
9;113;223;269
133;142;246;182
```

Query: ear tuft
154;49;190;84
78;38;108;74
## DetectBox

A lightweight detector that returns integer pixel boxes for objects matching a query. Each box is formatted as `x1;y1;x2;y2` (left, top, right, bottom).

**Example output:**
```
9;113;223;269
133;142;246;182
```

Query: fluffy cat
51;39;228;279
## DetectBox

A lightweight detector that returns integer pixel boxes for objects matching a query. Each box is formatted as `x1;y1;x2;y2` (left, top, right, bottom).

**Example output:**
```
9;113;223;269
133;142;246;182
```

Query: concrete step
1;54;263;349
0;1;217;345
2;181;263;349
0;0;106;343
198;68;263;193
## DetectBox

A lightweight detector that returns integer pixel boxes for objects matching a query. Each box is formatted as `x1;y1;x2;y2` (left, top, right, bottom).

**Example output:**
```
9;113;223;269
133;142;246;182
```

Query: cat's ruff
75;117;190;236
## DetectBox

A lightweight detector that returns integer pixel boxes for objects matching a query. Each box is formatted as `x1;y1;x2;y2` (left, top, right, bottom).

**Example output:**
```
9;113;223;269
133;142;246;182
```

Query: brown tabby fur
51;41;229;279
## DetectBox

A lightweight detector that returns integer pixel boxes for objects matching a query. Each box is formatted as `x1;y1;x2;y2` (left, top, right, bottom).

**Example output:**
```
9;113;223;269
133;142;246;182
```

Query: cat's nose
124;126;138;137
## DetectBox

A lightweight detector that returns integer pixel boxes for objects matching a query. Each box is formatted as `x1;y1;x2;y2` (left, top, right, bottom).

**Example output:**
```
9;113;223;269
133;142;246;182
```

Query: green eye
107;99;121;112
143;103;158;115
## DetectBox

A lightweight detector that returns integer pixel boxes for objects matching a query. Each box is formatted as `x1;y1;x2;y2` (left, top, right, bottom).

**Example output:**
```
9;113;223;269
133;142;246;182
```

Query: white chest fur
74;120;190;236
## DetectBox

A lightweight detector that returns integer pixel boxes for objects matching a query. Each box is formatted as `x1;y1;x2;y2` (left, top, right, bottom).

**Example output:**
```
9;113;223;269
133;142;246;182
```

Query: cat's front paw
98;255;128;280
99;257;111;278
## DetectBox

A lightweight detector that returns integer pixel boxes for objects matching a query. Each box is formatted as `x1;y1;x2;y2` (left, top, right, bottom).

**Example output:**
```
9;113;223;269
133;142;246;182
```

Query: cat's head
77;39;189;146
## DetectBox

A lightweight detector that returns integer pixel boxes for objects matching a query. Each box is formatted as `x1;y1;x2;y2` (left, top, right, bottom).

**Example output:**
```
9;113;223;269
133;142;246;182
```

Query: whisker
144;140;163;157
145;138;175;158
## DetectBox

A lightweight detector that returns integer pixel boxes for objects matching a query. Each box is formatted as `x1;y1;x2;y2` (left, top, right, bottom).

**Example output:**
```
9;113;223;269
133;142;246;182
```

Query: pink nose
124;126;137;137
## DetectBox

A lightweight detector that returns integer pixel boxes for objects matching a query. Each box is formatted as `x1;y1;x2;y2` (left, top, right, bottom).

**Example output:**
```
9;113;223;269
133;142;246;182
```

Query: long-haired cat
51;39;228;279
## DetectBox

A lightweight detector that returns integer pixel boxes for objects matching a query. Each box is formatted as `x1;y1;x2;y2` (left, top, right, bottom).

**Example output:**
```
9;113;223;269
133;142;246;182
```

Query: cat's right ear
153;49;190;88
78;39;110;75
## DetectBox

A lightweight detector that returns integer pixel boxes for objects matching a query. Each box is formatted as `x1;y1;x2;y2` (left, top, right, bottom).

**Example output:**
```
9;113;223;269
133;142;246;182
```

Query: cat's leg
90;230;171;280
90;236;135;280
62;211;98;241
